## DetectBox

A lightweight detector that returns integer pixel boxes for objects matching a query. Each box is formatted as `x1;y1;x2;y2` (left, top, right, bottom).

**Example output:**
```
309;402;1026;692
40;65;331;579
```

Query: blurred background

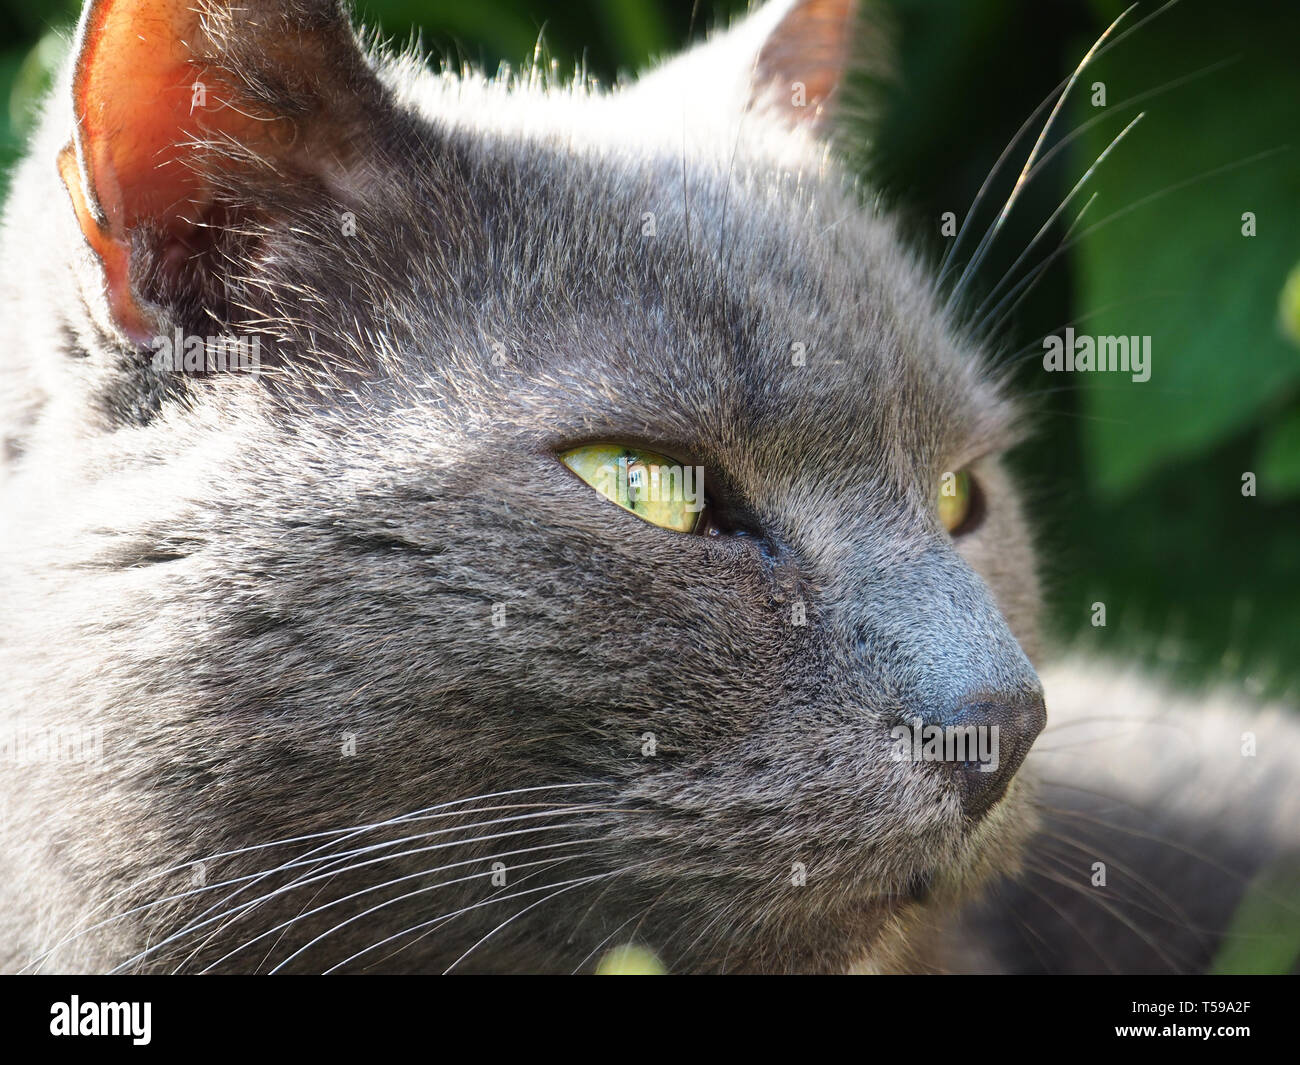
1;0;1296;698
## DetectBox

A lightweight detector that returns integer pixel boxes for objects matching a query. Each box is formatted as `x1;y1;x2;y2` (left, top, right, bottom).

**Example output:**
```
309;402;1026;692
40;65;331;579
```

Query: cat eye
938;468;983;536
561;444;708;534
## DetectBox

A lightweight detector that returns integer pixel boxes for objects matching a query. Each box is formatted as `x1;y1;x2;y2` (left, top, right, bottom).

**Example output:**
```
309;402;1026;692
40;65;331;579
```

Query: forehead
292;76;1015;504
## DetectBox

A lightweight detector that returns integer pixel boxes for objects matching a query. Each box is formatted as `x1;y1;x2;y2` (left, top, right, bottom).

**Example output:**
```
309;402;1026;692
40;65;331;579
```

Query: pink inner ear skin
72;0;209;239
61;0;294;341
755;0;857;126
58;142;148;342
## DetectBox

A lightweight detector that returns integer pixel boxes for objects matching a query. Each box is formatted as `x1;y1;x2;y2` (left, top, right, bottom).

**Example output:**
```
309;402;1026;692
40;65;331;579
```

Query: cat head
4;0;1045;972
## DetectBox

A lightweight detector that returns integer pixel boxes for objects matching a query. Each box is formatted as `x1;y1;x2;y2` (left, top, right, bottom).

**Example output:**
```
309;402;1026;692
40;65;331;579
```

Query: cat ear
58;0;388;343
633;0;874;137
750;0;861;127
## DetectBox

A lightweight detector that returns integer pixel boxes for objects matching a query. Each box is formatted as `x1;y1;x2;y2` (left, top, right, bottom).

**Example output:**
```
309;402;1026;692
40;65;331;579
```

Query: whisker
1024;857;1185;971
24;781;606;972
255;847;597;974
166;803;617;962
322;866;644;974
938;0;1181;287
442;884;595;974
1035;799;1263;889
1017;55;1238;199
108;813;615;973
997;291;1179;368
977;188;1100;342
948;3;1139;303
569;911;646;975
357;856;583;972
979;145;1286;339
975;112;1144;326
1014;860;1123;973
1036;831;1210;944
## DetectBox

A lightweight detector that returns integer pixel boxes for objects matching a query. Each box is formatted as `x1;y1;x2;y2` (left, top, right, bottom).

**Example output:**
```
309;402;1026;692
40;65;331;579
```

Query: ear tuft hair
59;0;388;342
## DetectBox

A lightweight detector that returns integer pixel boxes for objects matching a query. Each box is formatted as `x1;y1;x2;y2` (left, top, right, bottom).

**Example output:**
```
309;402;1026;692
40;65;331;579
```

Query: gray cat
0;0;1295;974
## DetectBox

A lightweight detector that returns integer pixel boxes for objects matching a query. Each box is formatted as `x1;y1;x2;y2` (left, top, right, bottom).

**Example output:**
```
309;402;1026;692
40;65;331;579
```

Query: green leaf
357;0;551;68
1257;404;1300;497
595;0;672;72
1210;858;1300;975
1278;260;1300;346
1071;0;1300;497
10;30;70;139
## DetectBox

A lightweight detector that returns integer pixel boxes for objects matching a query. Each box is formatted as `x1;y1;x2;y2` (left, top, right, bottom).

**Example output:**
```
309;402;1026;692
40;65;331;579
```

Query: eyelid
946;448;997;474
555;436;698;470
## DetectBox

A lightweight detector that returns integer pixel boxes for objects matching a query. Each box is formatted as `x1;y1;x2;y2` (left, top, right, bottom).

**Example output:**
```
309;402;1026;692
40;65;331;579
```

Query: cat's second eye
939;468;983;536
561;444;708;534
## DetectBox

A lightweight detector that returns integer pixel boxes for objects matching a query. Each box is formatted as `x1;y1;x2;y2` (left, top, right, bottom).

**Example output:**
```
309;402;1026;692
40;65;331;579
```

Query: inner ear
60;0;388;343
750;0;861;130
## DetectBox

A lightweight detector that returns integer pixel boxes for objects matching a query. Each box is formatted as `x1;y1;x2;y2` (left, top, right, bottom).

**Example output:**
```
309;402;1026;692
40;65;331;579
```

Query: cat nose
848;543;1047;818
936;689;1046;819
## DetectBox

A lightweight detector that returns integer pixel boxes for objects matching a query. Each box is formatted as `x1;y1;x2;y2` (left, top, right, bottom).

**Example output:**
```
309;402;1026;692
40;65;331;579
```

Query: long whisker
322;866;646;974
184;833;596;975
248;846;598;974
1024;857;1185;971
357;856;585;972
569;910;649;975
1035;830;1207;940
108;813;616;973
442;871;626;974
24;781;605;972
165;803;615;962
978;146;1286;340
974;112;1144;324
947;3;1139;302
1015;55;1237;199
997;291;1180;368
37;803;588;973
938;0;1181;287
1035;798;1265;890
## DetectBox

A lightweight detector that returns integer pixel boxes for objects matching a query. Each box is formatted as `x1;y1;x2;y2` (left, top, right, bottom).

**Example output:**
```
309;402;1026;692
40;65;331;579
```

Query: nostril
950;690;1047;819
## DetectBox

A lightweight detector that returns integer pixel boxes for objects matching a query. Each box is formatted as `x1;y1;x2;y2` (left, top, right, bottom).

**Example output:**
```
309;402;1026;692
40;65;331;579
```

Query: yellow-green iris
561;444;704;533
594;943;667;975
938;469;974;533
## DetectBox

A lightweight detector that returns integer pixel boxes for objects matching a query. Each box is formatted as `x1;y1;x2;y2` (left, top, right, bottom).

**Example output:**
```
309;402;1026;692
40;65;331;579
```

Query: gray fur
0;0;1295;973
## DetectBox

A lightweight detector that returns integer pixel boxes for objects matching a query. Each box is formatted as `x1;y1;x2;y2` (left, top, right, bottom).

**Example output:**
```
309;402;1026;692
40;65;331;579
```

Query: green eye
561;444;706;534
938;469;975;534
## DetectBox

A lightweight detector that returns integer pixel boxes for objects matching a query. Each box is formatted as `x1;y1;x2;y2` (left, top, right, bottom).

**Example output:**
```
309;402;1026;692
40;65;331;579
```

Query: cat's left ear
59;0;389;342
633;0;879;136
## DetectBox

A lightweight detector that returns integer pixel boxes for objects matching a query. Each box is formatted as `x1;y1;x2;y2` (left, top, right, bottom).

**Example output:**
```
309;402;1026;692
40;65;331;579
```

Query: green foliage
1259;406;1300;495
1074;0;1300;499
1211;859;1300;974
354;0;682;77
0;49;28;198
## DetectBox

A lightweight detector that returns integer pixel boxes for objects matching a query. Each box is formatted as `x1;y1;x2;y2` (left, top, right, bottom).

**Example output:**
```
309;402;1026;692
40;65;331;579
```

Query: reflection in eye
561;444;707;534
